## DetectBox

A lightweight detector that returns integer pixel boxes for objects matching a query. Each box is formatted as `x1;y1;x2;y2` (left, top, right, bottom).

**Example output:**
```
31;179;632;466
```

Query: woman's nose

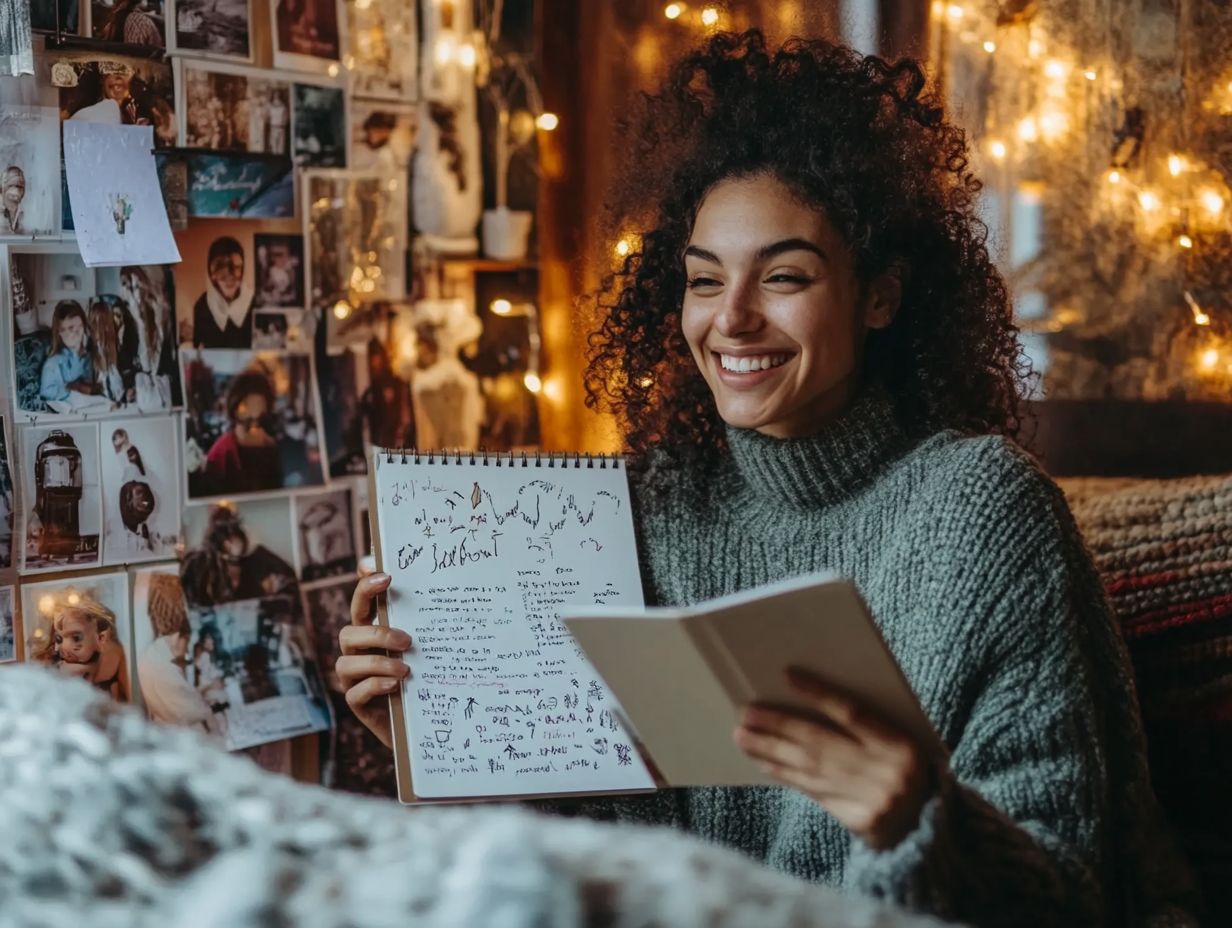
713;279;764;338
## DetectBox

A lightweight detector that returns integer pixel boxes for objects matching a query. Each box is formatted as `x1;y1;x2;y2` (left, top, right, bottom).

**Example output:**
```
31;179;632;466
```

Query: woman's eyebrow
683;239;828;265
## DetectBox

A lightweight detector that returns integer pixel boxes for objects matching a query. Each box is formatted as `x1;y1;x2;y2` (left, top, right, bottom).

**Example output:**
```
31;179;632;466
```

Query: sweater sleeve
844;440;1121;925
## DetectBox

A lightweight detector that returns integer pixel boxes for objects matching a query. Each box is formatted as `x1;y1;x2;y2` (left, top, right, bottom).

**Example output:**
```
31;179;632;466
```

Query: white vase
481;207;533;261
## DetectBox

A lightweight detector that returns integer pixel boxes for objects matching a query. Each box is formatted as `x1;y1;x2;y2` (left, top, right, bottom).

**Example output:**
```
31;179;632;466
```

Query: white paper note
373;455;656;799
63;122;181;268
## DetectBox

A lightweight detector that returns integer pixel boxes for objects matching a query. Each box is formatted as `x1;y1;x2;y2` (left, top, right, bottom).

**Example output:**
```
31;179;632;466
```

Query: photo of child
182;349;326;499
132;567;216;733
21;572;131;702
253;233;304;309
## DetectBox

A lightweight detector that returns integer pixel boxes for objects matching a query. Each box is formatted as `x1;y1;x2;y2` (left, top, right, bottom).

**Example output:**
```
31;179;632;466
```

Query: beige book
562;571;947;787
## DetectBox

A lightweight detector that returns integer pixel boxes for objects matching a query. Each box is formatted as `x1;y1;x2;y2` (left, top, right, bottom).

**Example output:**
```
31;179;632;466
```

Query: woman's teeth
718;353;791;373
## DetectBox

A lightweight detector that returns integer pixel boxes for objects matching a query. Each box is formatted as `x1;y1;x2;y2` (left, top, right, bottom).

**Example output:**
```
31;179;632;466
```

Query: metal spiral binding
378;448;619;468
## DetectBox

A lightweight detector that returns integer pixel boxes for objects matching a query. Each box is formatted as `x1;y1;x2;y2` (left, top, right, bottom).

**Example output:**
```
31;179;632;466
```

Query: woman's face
103;73;130;102
681;174;893;438
58;313;86;353
2;177;23;212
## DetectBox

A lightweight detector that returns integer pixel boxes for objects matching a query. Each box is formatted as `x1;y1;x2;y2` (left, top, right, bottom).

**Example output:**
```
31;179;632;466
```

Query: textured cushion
1061;473;1232;922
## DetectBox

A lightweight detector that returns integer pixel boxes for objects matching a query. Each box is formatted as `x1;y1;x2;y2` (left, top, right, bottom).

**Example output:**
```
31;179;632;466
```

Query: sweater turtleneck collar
723;383;911;509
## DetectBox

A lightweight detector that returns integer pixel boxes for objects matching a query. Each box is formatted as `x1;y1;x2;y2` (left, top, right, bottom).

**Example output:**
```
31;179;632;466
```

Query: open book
563;571;947;787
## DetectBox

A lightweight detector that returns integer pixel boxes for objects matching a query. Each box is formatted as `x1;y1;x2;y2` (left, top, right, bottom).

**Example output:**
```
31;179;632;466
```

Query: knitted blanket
0;665;952;928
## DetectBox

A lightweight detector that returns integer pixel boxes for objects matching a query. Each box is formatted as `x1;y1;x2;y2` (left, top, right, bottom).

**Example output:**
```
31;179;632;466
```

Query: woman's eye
686;276;721;290
765;274;810;286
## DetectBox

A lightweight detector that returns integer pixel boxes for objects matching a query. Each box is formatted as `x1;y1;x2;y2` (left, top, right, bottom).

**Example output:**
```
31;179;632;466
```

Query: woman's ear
864;262;905;330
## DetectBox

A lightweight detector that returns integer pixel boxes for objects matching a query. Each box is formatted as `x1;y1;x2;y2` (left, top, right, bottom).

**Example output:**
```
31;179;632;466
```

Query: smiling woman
336;28;1200;928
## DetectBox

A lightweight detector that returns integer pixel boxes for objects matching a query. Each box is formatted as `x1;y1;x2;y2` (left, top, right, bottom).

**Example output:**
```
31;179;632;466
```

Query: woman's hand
734;668;936;851
336;568;410;750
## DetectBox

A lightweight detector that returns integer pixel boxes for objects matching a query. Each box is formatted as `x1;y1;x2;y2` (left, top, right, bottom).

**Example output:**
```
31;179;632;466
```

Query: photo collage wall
0;0;551;796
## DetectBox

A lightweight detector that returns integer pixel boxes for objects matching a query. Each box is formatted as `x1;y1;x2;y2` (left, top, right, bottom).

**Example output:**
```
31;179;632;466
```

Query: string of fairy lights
934;1;1232;383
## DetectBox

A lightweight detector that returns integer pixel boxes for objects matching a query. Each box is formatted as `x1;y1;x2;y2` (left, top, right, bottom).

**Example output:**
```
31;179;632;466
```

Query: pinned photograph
292;83;346;168
173;0;251;61
181;497;297;606
1;0;34;76
182;348;326;499
0;106;61;237
347;0;416;102
21;421;103;572
21;571;131;702
253;309;309;352
292;487;355;581
90;0;165;47
303;169;406;318
63;122;182;267
175;227;255;349
181;62;292;156
0;587;14;663
31;0;80;33
185;153;295;220
317;347;367;477
55;49;177;148
0;415;13;569
349;100;415;173
272;0;341;73
253;233;304;308
100;415;180;565
9;247;182;418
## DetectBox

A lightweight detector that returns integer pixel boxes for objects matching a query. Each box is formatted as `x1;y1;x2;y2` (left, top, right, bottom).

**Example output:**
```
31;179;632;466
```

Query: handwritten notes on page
371;455;656;799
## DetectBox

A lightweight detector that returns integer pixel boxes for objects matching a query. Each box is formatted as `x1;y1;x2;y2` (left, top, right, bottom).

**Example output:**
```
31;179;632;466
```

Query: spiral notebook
368;449;658;803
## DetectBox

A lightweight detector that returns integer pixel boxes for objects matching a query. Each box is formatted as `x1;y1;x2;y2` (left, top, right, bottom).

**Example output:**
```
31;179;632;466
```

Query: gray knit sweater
554;388;1197;928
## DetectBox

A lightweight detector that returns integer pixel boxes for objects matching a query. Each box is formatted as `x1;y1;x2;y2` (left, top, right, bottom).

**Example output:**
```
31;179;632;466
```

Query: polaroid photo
156;154;190;230
317;347;368;478
100;414;180;565
347;0;416;103
181;348;326;500
292;81;347;168
0;106;61;237
21;570;132;702
179;60;293;157
402;299;482;450
181;496;297;607
0;414;13;570
21;420;104;573
63;122;182;267
171;0;251;61
253;309;309;352
89;0;166;48
183;594;330;751
0;586;14;663
349;100;415;173
291;487;355;581
131;564;200;722
271;0;342;74
7;245;183;419
173;220;261;350
52;48;177;148
31;0;81;33
253;233;305;309
185;152;296;220
302;168;407;320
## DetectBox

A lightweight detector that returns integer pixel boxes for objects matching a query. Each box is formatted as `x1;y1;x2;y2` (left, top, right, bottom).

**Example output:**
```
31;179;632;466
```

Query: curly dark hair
584;30;1031;474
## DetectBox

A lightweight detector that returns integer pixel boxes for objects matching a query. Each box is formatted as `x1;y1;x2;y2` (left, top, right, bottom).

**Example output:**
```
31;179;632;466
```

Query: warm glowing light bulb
435;36;456;66
67;592;80;606
1107;170;1121;185
1195;310;1211;326
1167;154;1187;177
983;40;996;53
931;0;944;16
1043;59;1066;79
615;238;632;257
1084;69;1098;81
458;42;477;69
1200;348;1219;370
700;6;719;26
327;63;340;78
536;112;559;131
1028;38;1043;58
1199;188;1225;217
1137;190;1160;212
1178;234;1194;249
988;139;1007;161
1016;117;1038;142
332;299;352;320
491;299;513;316
523;372;543;393
637;375;655;389
39;595;54;616
1185;291;1211;326
946;4;964;19
664;2;684;18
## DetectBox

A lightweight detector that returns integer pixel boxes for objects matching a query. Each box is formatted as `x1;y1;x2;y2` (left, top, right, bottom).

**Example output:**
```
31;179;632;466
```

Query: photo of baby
22;571;131;702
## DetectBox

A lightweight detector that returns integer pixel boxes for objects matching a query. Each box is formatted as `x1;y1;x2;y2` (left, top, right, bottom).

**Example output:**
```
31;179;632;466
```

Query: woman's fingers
339;624;411;656
335;653;410;688
350;571;391;626
344;674;402;712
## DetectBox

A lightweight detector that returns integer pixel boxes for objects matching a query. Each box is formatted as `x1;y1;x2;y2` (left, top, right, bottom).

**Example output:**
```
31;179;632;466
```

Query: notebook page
372;455;656;798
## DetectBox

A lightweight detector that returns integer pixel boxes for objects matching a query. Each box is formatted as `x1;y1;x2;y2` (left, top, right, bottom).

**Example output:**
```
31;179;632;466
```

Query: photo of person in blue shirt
39;301;110;414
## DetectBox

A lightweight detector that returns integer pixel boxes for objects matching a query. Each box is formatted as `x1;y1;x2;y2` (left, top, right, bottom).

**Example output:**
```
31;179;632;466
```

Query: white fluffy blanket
0;666;952;928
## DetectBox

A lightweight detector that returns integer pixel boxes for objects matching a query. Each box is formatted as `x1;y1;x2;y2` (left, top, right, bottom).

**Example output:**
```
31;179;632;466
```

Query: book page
372;455;655;799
